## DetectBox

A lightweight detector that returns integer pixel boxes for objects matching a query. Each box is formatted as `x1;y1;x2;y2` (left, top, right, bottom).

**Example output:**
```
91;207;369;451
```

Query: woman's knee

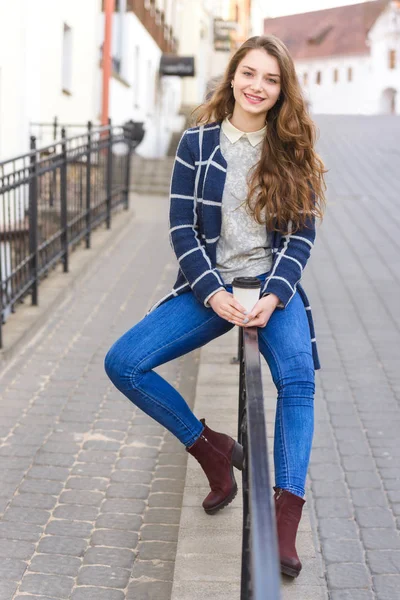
104;341;123;388
104;337;141;390
276;351;315;390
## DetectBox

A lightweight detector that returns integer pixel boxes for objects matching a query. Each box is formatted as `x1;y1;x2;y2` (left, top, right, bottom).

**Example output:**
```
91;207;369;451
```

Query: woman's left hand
243;294;281;328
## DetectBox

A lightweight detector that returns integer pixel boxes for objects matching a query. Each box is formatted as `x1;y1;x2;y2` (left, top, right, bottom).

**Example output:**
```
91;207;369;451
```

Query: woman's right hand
208;290;248;326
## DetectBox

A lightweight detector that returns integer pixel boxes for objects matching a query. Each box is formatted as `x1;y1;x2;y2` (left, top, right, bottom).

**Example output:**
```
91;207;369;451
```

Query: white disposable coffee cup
231;276;261;314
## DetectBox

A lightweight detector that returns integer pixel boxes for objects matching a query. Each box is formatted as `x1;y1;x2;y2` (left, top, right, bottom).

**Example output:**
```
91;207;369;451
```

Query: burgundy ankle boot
187;419;244;514
274;487;305;578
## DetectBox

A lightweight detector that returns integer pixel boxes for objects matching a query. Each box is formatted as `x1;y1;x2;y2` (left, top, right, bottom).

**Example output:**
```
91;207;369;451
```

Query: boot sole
281;564;301;578
204;482;238;515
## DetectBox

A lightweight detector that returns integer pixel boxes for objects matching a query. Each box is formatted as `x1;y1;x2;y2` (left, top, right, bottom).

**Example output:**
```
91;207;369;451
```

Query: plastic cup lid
231;276;261;289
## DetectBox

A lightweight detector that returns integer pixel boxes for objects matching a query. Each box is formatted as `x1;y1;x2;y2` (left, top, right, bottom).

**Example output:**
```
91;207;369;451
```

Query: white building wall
0;0;100;159
368;4;400;114
297;55;373;115
250;0;265;36
0;0;30;158
295;3;400;115
37;0;100;126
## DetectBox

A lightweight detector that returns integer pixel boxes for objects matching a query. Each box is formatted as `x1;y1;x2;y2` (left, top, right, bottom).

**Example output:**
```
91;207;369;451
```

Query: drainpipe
102;0;115;126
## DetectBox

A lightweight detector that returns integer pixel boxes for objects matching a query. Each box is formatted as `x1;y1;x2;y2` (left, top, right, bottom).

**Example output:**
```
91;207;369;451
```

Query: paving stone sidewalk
308;116;400;600
0;196;196;600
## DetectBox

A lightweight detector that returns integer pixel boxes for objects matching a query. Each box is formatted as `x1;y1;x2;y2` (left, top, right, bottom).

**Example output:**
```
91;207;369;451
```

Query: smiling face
231;48;282;129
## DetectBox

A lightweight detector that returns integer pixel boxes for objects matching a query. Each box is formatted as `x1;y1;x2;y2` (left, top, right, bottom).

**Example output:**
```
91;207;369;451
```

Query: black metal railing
30;118;92;147
238;326;281;600
0;121;134;348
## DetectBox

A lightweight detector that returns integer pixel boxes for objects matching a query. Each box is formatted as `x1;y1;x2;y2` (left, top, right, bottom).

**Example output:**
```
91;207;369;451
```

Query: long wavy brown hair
194;35;327;235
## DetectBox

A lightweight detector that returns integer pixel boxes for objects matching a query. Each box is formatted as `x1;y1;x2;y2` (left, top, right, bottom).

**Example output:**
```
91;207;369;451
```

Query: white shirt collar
221;117;266;147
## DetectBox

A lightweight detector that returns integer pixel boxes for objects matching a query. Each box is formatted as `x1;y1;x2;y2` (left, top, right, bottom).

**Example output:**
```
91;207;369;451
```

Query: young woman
105;35;326;578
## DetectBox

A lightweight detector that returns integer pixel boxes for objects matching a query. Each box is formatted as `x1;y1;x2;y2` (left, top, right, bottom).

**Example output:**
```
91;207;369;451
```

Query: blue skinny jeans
105;281;315;498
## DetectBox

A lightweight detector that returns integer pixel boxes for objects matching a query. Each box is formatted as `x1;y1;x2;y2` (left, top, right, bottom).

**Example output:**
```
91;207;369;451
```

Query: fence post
231;329;241;364
53;116;58;141
106;118;113;229
124;136;132;210
86;121;92;249
28;136;39;306
60;128;69;272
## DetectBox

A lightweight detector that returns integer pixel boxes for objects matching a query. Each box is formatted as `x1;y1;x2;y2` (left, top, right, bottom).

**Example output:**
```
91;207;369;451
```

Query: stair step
131;154;176;195
133;172;172;179
132;179;170;185
132;185;170;195
132;171;172;179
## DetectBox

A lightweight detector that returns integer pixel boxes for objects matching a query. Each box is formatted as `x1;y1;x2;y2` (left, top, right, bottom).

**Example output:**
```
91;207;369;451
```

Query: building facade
0;0;186;160
99;0;183;158
264;0;400;115
0;0;260;162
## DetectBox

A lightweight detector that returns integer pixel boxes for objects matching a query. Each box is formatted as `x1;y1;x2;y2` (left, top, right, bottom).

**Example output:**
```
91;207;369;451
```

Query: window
62;23;73;94
115;0;126;75
316;71;321;85
134;45;140;108
303;72;308;86
348;67;353;82
147;59;152;116
389;49;396;69
333;68;339;83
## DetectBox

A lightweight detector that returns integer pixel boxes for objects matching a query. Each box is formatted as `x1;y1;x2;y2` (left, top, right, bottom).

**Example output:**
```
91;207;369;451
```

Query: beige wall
177;0;214;107
229;0;251;48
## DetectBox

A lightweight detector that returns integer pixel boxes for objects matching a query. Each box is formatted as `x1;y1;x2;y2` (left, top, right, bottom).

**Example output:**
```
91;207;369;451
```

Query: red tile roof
264;0;389;60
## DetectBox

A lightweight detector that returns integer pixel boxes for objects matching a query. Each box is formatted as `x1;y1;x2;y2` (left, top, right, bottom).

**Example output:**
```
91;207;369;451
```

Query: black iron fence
238;326;282;599
0;121;134;348
30;118;91;148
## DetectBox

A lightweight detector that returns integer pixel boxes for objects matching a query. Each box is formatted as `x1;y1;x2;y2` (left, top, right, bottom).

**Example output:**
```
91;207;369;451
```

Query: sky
262;0;369;18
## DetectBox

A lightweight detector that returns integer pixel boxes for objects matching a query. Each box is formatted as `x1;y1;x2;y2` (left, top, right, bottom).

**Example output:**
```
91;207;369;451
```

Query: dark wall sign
214;18;237;52
160;55;195;77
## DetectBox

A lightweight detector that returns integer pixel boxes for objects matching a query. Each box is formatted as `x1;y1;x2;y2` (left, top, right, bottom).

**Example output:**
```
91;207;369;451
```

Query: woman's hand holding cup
208;290;249;326
243;294;280;328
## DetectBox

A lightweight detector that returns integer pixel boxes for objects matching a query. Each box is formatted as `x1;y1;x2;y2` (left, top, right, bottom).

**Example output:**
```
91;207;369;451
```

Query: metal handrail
238;326;281;600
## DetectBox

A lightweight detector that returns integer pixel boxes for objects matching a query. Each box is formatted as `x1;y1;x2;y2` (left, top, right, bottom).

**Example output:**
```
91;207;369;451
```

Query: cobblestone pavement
0;197;197;599
307;115;400;600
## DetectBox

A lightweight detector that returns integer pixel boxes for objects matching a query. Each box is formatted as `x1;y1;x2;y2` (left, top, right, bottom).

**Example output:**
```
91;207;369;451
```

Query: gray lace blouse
216;120;272;284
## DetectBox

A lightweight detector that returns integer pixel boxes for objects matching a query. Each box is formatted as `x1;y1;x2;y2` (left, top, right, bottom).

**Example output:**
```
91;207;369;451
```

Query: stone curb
171;329;329;600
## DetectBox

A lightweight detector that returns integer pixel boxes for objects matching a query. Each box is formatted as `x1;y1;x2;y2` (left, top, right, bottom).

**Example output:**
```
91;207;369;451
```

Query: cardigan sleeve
169;131;225;306
261;213;316;308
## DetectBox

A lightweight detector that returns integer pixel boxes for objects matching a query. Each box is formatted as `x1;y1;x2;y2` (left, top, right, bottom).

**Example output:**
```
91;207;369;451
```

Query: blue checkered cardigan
151;122;321;370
